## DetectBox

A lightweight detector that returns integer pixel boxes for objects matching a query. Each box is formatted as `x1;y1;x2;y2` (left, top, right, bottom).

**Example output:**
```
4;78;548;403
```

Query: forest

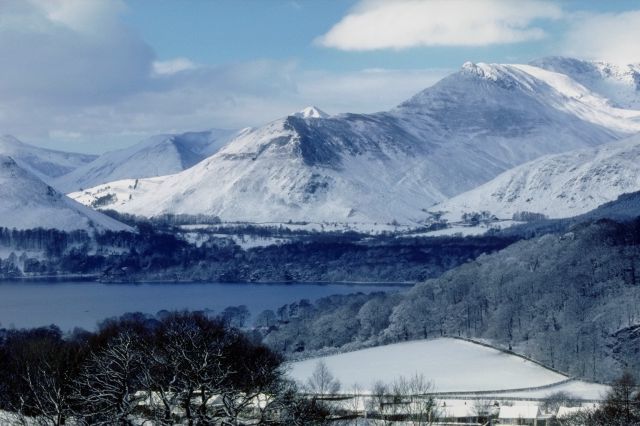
259;218;640;382
0;225;517;283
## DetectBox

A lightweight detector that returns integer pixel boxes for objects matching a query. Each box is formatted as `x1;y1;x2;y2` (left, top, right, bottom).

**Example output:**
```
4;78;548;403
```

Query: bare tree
305;361;341;398
274;381;331;425
1;328;84;426
72;331;146;425
220;305;250;329
592;371;640;425
150;312;233;425
403;374;438;426
254;309;277;329
347;383;363;424
472;398;495;423
218;338;284;424
373;375;438;426
541;391;579;415
368;381;392;424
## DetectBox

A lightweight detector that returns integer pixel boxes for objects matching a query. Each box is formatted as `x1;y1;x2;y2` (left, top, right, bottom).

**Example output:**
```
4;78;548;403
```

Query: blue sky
1;0;640;153
124;0;640;70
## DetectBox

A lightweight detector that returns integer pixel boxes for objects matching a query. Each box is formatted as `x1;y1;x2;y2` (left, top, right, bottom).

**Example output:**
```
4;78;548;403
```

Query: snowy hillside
431;133;640;221
531;57;640;110
288;338;568;394
54;129;239;192
0;156;131;232
69;61;640;224
0;135;96;181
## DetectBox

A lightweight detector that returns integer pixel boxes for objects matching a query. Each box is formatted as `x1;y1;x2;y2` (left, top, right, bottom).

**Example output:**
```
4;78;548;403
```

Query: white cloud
0;0;448;153
317;0;562;51
298;68;448;113
33;63;448;152
562;11;640;64
32;0;127;35
0;0;153;105
153;58;199;76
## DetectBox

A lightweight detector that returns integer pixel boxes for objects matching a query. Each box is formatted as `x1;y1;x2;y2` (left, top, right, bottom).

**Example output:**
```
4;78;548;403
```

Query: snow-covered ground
432;132;640;222
178;221;417;234
404;220;521;238
180;232;289;249
288;339;611;405
287;338;570;395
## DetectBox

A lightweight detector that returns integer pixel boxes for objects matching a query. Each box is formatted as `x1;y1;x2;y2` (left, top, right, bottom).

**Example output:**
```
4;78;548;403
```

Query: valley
2;54;640;424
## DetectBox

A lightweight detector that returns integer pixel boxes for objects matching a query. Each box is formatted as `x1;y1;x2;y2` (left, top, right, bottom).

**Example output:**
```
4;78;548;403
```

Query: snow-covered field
288;338;570;394
404;220;521;238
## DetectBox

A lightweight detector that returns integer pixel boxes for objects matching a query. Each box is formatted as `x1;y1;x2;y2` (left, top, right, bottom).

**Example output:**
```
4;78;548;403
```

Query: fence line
303;377;606;403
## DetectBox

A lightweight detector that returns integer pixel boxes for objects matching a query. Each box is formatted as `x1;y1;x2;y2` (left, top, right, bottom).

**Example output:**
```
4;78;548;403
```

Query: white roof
557;406;585;418
441;403;476;418
499;405;540;419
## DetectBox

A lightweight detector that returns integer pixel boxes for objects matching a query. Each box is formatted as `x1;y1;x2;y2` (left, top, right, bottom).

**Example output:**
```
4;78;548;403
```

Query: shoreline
0;275;415;287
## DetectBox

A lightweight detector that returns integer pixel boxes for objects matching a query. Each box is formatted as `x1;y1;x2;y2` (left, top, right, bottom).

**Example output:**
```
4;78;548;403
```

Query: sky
1;0;640;153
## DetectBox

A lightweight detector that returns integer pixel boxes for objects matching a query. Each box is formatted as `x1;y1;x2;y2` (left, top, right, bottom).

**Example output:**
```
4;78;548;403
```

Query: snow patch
287;338;568;394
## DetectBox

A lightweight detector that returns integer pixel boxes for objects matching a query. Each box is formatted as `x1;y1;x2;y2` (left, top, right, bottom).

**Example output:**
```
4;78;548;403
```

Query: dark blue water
0;281;407;330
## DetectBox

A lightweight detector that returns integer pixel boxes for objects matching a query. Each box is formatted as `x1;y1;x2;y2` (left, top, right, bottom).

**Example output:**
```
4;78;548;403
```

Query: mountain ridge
68;59;640;224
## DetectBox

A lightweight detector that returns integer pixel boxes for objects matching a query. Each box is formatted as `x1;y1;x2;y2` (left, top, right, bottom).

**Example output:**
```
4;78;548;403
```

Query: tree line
0;312;331;425
0;225;517;283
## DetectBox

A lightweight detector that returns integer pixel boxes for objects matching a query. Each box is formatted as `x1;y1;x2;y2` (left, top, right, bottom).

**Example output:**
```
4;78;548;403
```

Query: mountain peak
460;61;502;80
292;106;330;119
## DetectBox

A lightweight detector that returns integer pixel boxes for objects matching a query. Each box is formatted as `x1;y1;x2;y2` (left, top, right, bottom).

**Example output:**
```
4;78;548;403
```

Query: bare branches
305;361;341;398
0;311;299;425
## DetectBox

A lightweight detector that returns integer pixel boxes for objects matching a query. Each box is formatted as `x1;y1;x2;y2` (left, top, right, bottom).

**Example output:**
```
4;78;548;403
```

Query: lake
0;281;408;331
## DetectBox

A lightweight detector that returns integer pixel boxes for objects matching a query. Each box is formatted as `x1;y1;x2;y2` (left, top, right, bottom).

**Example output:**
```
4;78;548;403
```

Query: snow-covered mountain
292;106;330;119
54;129;239;192
431;133;640;221
0;135;96;181
69;61;640;224
0;156;131;232
531;57;640;110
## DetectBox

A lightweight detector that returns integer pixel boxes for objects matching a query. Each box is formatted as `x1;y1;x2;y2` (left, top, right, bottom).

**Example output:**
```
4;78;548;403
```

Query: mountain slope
0;156;131;232
54;129;239;192
431;133;640;221
0;135;96;181
531;56;640;109
69;61;640;224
